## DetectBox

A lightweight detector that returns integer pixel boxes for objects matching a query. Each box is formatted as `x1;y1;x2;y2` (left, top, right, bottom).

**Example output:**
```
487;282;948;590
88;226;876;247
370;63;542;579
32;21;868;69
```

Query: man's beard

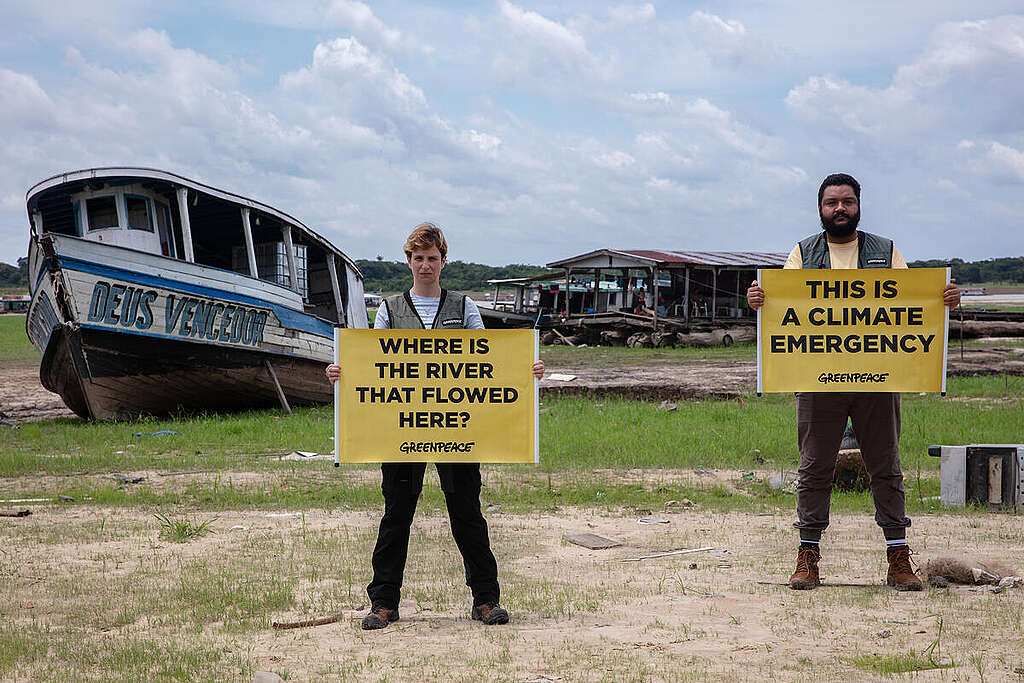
820;210;860;238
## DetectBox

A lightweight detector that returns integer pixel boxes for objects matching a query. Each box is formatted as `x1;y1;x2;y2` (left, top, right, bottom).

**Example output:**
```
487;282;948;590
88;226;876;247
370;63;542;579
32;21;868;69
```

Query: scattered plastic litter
768;471;799;492
547;373;577;382
708;550;731;559
105;474;145;484
637;517;670;525
229;525;250;531
280;451;333;461
132;430;179;438
265;512;303;518
657;400;677;411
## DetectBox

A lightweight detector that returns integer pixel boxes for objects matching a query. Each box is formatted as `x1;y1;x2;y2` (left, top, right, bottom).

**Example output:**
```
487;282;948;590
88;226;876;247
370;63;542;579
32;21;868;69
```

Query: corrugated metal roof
616;249;788;267
548;248;787;268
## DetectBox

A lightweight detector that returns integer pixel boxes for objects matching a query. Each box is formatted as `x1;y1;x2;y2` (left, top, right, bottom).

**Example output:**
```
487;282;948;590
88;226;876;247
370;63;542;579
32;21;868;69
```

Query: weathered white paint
240;208;259;278
345;266;367;329
176;187;195;263
49;235;303;309
939;445;967;507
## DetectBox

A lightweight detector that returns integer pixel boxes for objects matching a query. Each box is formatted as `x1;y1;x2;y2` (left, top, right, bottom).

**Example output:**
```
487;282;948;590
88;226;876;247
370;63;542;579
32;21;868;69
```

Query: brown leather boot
789;546;821;590
886;545;923;591
361;605;399;630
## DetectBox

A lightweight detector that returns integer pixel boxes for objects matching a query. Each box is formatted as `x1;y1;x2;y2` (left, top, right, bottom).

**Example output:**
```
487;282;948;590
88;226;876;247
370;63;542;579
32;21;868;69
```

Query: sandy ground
3;502;1023;681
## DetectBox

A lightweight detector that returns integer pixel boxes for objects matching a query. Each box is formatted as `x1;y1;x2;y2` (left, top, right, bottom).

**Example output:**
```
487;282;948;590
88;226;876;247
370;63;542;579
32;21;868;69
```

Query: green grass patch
0;314;38;366
154;511;218;542
848;652;955;675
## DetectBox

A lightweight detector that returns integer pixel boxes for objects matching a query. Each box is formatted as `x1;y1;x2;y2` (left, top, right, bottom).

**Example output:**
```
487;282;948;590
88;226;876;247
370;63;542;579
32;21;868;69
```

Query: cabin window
156;202;175;256
85;196;118;231
125;195;154;232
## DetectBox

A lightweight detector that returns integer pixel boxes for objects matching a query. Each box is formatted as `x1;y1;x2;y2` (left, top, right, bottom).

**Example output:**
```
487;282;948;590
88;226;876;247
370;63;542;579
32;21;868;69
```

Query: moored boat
25;167;367;419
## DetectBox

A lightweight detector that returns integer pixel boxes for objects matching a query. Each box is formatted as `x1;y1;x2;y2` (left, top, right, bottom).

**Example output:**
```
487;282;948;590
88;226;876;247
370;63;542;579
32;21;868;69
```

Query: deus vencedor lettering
86;280;268;347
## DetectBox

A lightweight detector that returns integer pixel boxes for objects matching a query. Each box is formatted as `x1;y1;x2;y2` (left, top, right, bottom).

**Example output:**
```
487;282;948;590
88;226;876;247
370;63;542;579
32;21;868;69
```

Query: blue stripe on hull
57;255;334;337
76;322;327;360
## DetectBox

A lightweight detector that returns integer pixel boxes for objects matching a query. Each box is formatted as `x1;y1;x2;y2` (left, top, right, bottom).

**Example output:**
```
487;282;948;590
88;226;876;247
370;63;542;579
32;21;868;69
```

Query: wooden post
282;224;300;295
240;208;259;277
683;267;690;321
711;267;718;322
514;285;524;314
493;284;500;309
563;268;571;319
592;268;601;313
734;270;741;318
264;360;292;415
651;266;659;328
175;187;195;263
989;456;1003;506
326;254;345;324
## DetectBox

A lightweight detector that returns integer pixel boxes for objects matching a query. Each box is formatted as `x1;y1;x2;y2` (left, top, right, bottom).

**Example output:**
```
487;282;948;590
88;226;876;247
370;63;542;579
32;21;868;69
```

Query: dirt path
3;505;1023;680
540;345;1024;400
0;365;75;423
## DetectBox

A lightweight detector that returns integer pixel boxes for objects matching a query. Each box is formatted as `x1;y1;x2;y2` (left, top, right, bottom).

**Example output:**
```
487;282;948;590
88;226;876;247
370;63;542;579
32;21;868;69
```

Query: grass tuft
154;511;218;542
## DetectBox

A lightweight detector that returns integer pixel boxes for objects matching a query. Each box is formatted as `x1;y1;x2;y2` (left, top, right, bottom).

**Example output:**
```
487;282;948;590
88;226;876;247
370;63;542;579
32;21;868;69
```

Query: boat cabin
27;168;364;327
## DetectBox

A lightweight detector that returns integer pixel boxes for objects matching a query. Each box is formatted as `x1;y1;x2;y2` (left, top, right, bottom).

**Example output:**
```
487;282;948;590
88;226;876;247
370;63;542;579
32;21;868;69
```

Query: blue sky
2;1;1023;267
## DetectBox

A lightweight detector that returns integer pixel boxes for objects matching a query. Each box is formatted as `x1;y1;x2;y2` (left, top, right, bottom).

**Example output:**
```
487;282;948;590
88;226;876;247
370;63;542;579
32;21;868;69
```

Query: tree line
356;259;555;293
0;258;28;288
2;255;1020;291
907;256;1024;284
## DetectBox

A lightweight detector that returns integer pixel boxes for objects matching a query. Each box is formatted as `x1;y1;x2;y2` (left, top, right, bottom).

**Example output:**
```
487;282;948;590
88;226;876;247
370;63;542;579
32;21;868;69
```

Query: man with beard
746;173;960;591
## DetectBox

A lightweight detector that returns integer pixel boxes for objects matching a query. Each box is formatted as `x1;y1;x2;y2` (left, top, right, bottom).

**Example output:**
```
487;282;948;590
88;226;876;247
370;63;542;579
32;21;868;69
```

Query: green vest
798;231;894;269
383;289;467;329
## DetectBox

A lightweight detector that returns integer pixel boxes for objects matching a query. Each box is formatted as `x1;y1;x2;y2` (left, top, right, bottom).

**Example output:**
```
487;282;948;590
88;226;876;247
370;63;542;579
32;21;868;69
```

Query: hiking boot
789;546;821;590
886;546;923;591
471;602;510;625
361;606;399;630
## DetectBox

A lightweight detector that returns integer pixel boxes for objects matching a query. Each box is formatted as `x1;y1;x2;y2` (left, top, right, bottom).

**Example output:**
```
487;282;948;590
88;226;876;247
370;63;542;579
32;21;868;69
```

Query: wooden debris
621;546;714;562
564;533;621;550
0;509;31;518
272;611;343;630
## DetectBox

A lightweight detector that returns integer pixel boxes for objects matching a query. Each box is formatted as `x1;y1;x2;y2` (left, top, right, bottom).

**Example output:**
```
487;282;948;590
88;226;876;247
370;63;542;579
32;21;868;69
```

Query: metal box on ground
928;444;1024;509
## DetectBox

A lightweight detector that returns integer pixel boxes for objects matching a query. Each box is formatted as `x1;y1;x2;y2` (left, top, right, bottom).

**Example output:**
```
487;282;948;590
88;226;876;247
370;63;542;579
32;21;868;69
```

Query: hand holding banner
757;268;949;393
334;329;538;463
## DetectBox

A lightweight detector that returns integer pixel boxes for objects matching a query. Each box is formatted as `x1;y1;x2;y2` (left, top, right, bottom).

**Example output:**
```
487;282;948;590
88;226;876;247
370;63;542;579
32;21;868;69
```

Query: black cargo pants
366;462;499;610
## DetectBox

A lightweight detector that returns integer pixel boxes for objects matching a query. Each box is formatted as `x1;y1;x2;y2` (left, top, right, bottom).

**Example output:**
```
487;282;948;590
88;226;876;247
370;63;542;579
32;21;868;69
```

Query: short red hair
403;222;448;260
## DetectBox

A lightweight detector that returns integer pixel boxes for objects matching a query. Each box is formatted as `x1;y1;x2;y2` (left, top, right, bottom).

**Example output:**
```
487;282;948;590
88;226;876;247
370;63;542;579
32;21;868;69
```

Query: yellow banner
334;329;538;463
757;268;949;393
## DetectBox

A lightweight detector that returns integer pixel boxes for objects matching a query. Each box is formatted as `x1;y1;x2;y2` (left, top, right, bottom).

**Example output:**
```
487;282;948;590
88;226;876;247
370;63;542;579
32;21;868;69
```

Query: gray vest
383;289;467;329
798;231;894;269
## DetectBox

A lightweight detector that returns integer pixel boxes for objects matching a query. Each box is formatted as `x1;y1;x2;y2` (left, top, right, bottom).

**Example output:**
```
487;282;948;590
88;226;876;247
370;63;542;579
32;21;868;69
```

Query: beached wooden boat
25;167;367;419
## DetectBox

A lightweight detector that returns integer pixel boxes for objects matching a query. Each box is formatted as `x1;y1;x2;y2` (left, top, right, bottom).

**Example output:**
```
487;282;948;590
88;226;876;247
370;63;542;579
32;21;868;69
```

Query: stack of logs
540;327;756;348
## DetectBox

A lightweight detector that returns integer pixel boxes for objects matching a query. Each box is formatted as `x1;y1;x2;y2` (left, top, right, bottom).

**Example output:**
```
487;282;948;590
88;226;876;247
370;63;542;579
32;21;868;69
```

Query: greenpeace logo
866;258;887;265
440;318;463;326
399;441;475;454
817;372;890;385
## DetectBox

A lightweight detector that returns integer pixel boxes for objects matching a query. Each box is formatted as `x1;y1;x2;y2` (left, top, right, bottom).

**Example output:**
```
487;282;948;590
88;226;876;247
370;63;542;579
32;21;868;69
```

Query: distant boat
25;167;367;419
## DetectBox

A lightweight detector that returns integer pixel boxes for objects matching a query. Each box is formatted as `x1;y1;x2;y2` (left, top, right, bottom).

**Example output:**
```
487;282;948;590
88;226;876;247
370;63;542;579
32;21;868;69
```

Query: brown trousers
794;392;910;541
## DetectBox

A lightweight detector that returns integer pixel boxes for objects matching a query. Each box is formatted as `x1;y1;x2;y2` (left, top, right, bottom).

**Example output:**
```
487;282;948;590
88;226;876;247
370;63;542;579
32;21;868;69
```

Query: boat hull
28;234;337;419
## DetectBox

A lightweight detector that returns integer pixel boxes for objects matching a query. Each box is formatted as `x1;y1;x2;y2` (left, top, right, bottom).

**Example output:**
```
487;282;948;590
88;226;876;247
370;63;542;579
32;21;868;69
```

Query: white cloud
787;16;1024;146
0;69;59;130
609;3;656;25
494;0;613;84
325;0;431;54
688;10;784;67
